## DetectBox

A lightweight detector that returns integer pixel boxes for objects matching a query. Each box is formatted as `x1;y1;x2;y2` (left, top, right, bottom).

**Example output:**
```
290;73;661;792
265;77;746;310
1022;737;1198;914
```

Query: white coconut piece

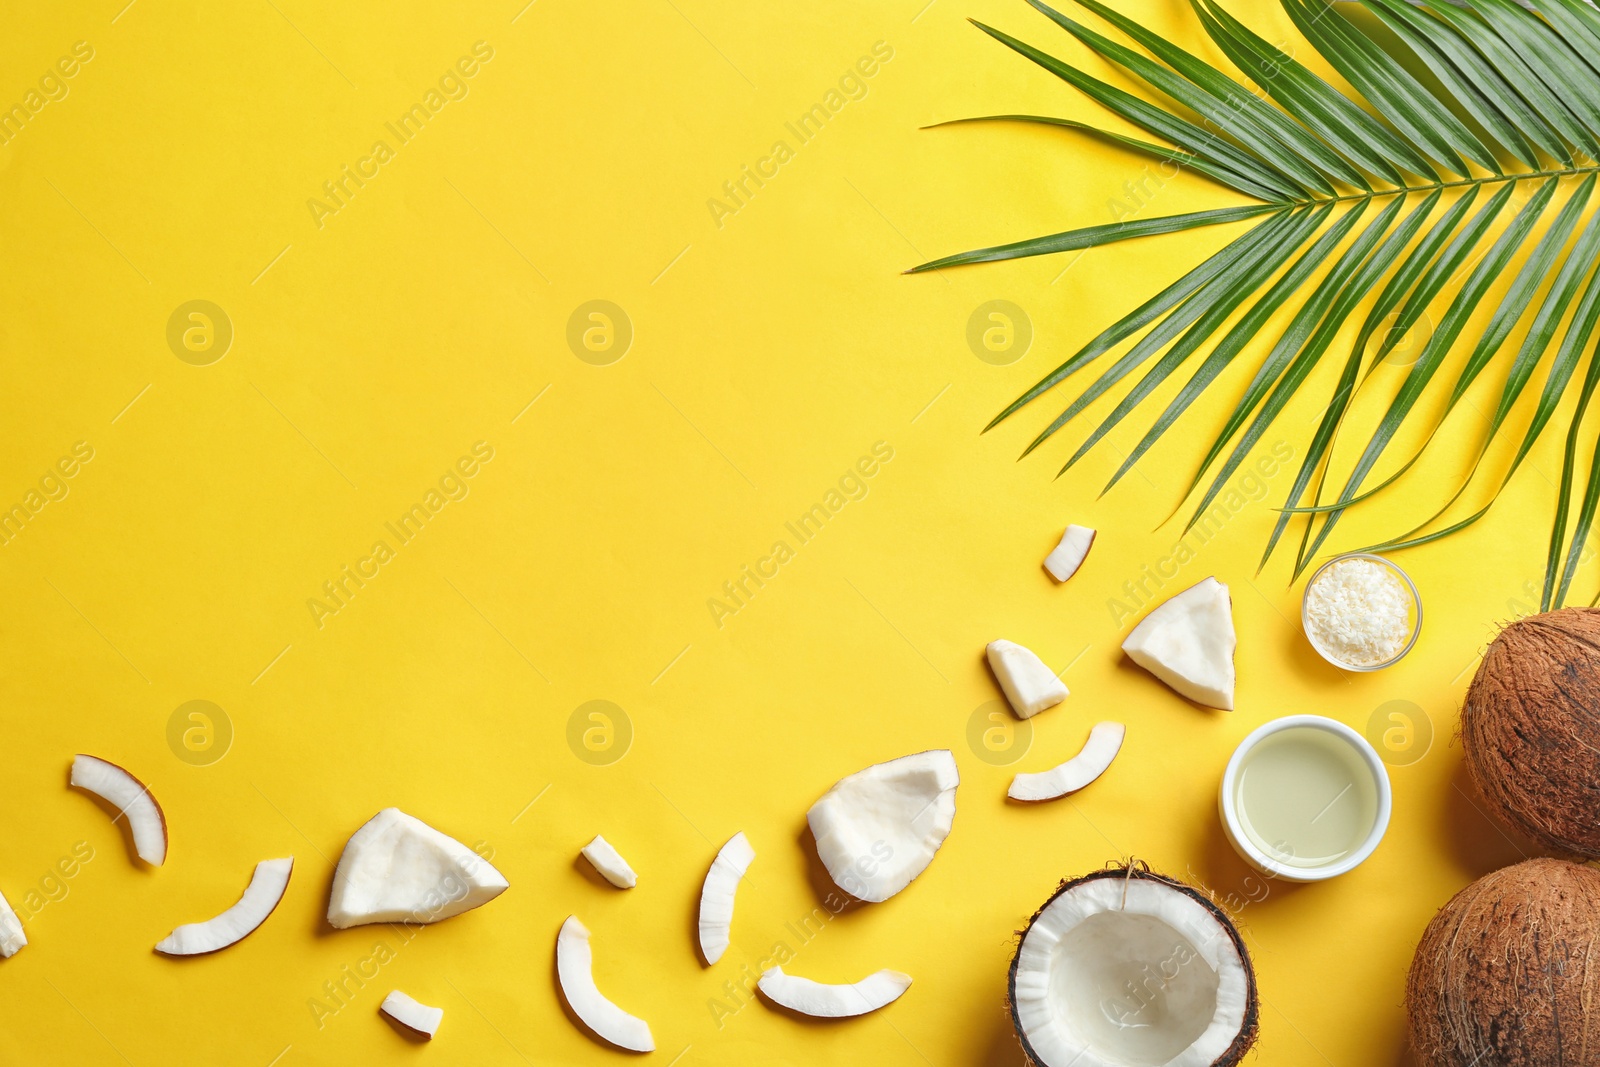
1044;524;1096;582
757;965;912;1018
1121;576;1236;710
1012;869;1254;1067
556;915;654;1053
0;888;26;958
807;750;959;903
156;857;293;956
697;832;754;965
381;990;443;1038
1008;723;1125;802
987;639;1069;719
70;754;168;866
580;835;637;889
327;809;508;929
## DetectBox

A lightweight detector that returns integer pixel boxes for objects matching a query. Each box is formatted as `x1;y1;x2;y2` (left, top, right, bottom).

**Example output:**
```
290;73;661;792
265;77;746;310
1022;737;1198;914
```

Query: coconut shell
1463;608;1600;856
1008;863;1259;1067
1408;858;1600;1067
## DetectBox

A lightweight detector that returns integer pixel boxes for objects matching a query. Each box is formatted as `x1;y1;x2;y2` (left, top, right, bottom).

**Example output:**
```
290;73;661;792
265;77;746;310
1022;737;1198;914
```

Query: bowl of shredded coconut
1301;553;1420;671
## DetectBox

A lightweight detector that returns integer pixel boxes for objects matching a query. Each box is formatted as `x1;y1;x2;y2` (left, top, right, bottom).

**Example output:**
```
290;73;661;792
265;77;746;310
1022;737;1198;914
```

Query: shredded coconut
1304;557;1413;667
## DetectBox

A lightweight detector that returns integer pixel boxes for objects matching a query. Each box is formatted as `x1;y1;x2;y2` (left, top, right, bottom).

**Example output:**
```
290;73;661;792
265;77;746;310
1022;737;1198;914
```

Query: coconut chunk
327;809;508;929
807;750;958;903
1008;723;1125;802
1121;576;1236;710
757;966;912;1018
580;835;637;889
1044;525;1096;582
987;640;1069;719
381;990;443;1038
156;857;293;956
70;754;168;866
1011;866;1257;1067
0;888;25;958
556;915;654;1052
697;832;754;965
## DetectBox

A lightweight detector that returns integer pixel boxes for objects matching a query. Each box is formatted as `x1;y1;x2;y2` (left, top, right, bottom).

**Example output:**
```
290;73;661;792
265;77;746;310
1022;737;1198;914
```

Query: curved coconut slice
807;750;958;903
556;915;654;1052
1044;524;1095;582
156;857;293;956
381;990;443;1038
581;835;637;889
1011;866;1257;1067
757;965;912;1018
327;808;508;929
0;888;25;957
1008;723;1125;803
1122;576;1236;710
697;832;754;965
987;639;1069;719
71;754;168;866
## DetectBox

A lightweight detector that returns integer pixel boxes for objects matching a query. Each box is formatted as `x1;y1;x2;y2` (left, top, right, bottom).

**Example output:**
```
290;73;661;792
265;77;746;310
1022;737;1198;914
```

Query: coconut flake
1304;558;1412;667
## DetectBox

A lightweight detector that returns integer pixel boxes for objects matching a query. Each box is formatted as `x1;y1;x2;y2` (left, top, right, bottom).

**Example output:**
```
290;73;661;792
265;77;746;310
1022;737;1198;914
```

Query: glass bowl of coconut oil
1219;715;1392;882
1301;552;1421;671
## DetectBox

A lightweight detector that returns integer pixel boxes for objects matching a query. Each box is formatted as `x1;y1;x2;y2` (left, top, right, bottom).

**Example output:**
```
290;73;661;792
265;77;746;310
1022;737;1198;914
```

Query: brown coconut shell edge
1006;863;1260;1067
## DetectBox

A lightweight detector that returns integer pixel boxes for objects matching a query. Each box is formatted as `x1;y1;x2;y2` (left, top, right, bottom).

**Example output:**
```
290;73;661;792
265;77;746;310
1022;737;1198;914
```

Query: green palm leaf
913;0;1600;603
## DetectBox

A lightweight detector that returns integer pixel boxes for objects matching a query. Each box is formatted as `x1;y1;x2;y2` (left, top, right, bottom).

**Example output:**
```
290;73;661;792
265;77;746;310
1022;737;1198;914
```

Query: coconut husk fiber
1408;857;1600;1067
1463;608;1600;856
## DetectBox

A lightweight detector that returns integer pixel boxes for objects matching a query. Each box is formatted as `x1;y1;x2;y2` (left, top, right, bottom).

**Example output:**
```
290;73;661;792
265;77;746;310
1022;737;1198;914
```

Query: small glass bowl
1301;552;1421;672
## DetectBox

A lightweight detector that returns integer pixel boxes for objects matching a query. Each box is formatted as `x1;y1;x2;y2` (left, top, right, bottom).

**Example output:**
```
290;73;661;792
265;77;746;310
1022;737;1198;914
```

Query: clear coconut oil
1234;725;1379;869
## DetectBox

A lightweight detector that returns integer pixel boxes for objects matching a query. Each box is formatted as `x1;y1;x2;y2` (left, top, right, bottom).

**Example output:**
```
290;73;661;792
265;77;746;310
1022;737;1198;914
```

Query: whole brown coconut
1464;607;1600;855
1408;858;1600;1067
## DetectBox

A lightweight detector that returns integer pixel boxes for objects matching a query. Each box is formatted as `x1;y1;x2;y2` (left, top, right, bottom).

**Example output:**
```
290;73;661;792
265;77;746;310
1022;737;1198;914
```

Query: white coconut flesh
1009;722;1125;802
327;808;508;929
381;990;444;1038
698;832;755;965
1121;577;1236;711
987;639;1070;719
0;888;26;958
556;915;655;1052
581;835;638;889
1045;524;1096;582
71;754;168;866
156;857;293;956
807;750;959;903
1013;876;1251;1067
757;965;912;1018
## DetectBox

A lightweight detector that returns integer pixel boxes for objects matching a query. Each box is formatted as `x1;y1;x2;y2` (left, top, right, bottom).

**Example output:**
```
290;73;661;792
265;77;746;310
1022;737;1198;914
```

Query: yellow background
0;0;1563;1063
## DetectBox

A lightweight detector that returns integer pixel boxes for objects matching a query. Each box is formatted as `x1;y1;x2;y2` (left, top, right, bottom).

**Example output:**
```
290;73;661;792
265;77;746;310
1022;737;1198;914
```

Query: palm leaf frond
915;0;1600;603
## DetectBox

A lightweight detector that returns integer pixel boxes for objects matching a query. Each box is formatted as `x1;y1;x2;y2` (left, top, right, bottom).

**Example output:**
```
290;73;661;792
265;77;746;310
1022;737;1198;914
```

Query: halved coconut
381;990;443;1038
327;808;508;929
987;640;1069;719
0;888;25;958
1121;577;1236;710
156;857;293;956
1044;525;1096;582
1010;865;1257;1067
1008;722;1125;803
71;754;168;866
757;965;912;1018
808;750;958;903
556;915;654;1052
581;835;637;889
698;832;754;965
